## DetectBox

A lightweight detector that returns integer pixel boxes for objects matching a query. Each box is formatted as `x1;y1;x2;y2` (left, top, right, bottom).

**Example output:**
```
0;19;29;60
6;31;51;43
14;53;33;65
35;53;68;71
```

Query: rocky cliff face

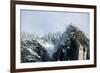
52;25;90;61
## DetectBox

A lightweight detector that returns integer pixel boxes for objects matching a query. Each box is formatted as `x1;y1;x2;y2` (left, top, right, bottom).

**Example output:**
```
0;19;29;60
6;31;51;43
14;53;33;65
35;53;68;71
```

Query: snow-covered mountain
21;32;60;62
21;25;90;63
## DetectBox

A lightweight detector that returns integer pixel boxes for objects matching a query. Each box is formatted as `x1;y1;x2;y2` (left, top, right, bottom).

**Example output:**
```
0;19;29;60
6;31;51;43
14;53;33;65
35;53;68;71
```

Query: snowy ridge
37;39;55;57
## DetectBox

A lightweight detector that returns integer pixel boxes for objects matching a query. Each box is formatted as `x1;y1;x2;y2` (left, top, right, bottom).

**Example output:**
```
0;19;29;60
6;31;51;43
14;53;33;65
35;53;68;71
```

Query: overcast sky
21;10;90;38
